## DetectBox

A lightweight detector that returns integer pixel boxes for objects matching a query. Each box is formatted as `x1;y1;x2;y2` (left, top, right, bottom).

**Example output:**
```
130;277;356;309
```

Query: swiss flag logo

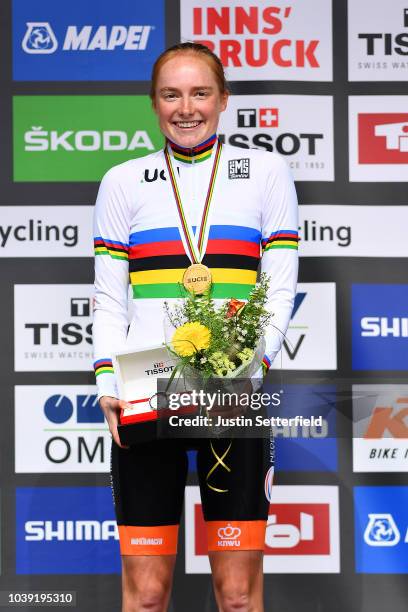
358;113;408;164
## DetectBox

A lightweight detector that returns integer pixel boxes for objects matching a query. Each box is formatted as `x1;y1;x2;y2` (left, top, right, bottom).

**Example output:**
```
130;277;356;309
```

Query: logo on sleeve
228;158;250;179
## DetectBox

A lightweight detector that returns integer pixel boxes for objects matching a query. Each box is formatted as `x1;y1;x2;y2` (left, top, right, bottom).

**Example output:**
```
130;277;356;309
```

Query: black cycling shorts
111;434;275;556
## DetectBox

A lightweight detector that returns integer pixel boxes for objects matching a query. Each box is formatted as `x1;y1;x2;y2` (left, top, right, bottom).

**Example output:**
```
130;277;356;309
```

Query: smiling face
153;53;228;148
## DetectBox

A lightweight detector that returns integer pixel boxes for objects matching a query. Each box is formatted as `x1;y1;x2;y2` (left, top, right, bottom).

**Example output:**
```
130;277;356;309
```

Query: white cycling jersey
93;135;298;400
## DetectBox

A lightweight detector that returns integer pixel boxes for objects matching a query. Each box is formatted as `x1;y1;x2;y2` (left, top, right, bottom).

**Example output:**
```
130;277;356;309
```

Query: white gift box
112;344;177;431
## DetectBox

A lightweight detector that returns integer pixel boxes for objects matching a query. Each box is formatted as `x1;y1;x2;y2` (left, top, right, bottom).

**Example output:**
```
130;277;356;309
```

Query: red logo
191;5;320;68
259;108;279;127
358;113;408;164
193;502;330;555
364;397;408;439
265;503;330;555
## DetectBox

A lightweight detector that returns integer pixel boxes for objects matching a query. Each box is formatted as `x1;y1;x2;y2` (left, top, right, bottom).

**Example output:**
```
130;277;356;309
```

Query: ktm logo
364;398;408;439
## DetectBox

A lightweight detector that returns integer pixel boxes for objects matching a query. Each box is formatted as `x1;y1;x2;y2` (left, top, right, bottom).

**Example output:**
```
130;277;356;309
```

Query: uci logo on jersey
228;158;250;179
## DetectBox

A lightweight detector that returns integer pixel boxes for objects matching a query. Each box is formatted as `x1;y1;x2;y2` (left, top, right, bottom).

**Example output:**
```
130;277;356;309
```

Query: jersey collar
167;133;217;164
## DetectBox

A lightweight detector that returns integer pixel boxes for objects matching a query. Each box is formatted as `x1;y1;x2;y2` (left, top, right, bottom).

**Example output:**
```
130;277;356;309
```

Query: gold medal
182;263;212;295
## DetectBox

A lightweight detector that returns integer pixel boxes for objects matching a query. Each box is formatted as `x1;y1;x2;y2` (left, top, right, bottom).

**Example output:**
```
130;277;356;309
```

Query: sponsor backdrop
1;0;407;610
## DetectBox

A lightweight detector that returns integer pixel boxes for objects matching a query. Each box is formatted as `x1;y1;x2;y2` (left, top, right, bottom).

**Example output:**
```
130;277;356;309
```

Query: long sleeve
259;154;299;373
92;167;131;400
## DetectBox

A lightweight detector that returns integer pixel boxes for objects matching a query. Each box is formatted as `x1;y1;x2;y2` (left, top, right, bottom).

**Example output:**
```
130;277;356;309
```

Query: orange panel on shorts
206;520;267;551
118;525;179;556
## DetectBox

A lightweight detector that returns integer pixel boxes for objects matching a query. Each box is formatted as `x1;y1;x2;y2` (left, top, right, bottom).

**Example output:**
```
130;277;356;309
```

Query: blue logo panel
16;487;120;574
352;284;408;370
354;486;408;573
265;383;338;472
13;0;164;80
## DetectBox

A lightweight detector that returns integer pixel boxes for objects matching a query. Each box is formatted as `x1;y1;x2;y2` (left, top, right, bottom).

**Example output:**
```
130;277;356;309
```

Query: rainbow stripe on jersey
168;134;217;164
94;237;129;261
262;230;299;253
128;224;261;299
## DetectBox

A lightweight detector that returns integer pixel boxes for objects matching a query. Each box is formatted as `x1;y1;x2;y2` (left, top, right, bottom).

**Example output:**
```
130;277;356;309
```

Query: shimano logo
22;23;152;54
25;520;118;541
25;127;154;152
361;317;408;338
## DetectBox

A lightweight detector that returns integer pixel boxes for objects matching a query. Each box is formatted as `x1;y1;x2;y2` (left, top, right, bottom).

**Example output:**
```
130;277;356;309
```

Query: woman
93;43;298;612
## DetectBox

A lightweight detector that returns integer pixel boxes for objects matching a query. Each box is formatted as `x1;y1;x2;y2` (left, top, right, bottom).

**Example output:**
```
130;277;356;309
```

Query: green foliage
164;274;271;378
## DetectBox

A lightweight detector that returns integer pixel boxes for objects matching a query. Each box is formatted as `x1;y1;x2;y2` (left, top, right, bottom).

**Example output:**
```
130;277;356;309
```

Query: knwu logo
217;524;241;547
22;22;58;54
22;23;151;54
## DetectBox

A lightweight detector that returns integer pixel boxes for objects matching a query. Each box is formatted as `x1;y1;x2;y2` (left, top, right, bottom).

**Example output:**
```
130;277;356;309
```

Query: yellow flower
172;322;211;357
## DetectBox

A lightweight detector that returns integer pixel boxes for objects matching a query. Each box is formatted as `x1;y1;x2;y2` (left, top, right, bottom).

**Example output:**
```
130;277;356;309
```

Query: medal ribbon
163;139;222;264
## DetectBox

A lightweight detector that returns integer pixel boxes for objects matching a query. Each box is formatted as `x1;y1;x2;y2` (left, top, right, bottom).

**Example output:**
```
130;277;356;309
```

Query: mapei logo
22;22;151;54
22;22;58;54
228;158;250;179
237;108;278;128
364;514;403;547
354;486;408;572
358;113;408;164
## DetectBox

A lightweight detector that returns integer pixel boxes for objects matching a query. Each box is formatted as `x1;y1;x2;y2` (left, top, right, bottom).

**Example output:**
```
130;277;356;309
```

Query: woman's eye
164;93;177;100
196;91;207;98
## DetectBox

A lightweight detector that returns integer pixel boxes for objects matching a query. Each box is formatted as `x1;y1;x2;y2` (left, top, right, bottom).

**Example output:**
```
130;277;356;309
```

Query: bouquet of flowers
163;273;271;383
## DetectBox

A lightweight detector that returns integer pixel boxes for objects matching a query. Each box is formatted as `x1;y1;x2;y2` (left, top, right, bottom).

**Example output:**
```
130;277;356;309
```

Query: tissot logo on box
185;486;339;573
349;96;408;181
13;95;163;182
354;486;408;573
219;95;334;181
15;386;110;473
352;284;408;371
348;0;408;81
0;206;93;257
270;283;337;370
13;0;164;80
265;384;337;472
180;0;332;81
16;487;120;574
353;385;408;472
14;284;93;371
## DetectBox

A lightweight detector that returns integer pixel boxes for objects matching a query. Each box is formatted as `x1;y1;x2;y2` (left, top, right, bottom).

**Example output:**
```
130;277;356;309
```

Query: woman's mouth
174;120;202;129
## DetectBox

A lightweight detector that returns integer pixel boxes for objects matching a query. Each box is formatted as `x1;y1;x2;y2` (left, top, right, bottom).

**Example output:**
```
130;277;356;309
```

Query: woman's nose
178;95;194;116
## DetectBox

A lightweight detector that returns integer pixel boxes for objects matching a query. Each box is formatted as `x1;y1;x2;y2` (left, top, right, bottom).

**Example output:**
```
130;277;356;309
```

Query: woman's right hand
99;396;131;449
